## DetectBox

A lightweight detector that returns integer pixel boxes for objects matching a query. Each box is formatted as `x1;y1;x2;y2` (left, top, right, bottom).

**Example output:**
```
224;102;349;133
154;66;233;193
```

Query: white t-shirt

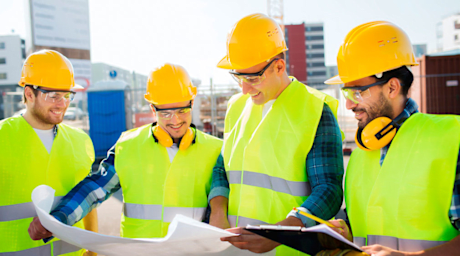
262;99;276;119
33;127;55;154
166;143;179;163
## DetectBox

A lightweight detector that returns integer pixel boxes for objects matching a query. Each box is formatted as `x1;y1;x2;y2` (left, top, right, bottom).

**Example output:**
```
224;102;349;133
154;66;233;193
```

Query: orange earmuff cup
355;117;397;151
152;125;194;150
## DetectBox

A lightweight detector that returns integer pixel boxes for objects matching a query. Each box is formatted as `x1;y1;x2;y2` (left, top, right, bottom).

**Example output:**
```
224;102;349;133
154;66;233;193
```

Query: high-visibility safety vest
346;113;460;252
223;78;339;255
114;124;222;238
0;116;95;255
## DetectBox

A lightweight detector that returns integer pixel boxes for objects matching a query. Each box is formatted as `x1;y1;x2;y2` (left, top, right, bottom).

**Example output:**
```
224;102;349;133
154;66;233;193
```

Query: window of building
455;34;459;41
455;20;460;30
308;62;325;67
0;58;5;64
307;53;324;58
311;44;324;49
0;42;5;49
0;73;7;80
308;71;327;76
305;26;323;32
306;35;323;41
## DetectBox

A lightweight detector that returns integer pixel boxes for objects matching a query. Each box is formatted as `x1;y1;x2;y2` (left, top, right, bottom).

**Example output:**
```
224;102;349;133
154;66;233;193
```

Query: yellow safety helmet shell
18;49;82;90
217;13;288;70
144;63;197;105
325;21;418;85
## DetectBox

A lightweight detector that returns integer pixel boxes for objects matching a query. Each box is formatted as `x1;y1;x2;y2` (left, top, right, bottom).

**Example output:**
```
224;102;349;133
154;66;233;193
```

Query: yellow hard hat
144;63;197;105
18;49;82;90
325;21;418;85
217;13;288;70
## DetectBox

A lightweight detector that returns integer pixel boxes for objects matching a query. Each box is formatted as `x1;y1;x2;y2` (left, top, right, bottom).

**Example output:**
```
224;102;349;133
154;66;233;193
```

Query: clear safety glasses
153;103;192;120
229;58;280;86
340;79;389;104
33;86;76;103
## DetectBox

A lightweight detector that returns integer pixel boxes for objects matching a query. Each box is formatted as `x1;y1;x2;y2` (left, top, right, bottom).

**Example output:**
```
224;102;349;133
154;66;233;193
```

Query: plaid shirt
209;103;345;227
50;146;121;226
345;98;460;230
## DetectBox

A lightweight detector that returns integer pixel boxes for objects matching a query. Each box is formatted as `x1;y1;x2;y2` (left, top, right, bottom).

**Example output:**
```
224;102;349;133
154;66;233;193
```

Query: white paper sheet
32;185;274;256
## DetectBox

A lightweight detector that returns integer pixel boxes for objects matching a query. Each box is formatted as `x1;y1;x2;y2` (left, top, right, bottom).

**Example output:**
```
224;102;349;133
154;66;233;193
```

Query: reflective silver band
0;196;63;222
163;207;206;222
227;170;311;197
353;236;366;247
228;215;267;227
123;203;162;220
52;240;82;256
364;235;448;252
123;203;206;222
0;240;80;256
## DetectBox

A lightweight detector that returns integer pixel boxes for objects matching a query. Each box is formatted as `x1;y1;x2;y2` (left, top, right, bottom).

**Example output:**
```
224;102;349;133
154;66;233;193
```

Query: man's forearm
82;208;98;233
209;196;230;229
418;236;460;256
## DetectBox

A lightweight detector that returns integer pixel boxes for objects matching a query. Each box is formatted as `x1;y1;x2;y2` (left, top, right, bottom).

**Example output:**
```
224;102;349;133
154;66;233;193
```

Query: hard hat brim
217;55;235;69
72;83;85;90
324;75;344;85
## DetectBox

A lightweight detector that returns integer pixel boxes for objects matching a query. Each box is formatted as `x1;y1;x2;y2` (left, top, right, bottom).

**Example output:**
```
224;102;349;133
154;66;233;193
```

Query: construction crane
267;0;284;31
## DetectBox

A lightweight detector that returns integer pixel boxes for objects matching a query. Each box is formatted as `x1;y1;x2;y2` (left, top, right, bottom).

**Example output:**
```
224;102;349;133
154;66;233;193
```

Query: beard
355;92;394;129
31;102;65;126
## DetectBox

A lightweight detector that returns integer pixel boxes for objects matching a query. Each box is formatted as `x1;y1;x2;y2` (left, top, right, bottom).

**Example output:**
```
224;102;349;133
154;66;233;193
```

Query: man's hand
28;217;52;240
220;216;302;253
361;244;407;256
329;219;353;242
83;250;98;256
221;227;280;253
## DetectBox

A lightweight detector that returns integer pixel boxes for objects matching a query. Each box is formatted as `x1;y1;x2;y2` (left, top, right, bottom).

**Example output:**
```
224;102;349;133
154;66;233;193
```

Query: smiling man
28;63;223;241
325;21;460;255
208;13;344;255
0;49;97;256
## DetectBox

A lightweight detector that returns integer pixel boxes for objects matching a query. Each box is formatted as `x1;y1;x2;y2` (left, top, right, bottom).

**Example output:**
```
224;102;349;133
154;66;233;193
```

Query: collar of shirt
380;98;419;166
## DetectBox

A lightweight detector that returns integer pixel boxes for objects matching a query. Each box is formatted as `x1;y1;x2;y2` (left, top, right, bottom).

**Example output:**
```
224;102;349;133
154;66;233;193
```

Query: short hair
373;66;414;97
23;85;39;103
274;51;286;61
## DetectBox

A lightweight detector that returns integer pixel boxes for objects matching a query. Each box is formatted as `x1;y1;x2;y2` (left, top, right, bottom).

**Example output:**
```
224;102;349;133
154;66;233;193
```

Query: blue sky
0;0;458;84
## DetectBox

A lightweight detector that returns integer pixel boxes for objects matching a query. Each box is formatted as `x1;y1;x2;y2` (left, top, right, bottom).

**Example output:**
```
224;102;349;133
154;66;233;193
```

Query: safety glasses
340;79;389;104
229;58;280;86
152;102;192;120
33;86;76;103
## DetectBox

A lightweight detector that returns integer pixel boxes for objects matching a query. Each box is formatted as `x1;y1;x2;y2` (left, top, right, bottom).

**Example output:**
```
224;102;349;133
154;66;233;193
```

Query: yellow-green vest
223;78;339;255
345;113;460;252
115;124;222;238
0;116;95;255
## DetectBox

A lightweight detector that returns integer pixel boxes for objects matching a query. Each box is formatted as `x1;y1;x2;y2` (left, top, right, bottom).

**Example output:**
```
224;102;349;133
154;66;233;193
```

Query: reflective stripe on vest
346;113;460;251
0;196;63;221
353;235;448;252
0;117;94;255
227;171;311;197
123;203;206;222
353;237;366;247
228;215;267;227
115;125;222;238
0;240;81;256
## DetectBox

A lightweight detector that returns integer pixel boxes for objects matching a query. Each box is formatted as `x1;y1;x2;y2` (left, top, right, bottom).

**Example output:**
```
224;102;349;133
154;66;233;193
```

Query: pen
293;207;336;228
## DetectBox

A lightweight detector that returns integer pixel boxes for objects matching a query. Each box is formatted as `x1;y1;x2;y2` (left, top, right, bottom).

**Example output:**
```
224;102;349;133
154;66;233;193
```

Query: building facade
284;22;327;87
0;35;26;119
437;13;460;52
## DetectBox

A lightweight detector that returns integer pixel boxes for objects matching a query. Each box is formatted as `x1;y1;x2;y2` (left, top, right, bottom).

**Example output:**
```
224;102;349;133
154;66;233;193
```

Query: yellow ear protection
152;123;196;150
355;111;409;151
